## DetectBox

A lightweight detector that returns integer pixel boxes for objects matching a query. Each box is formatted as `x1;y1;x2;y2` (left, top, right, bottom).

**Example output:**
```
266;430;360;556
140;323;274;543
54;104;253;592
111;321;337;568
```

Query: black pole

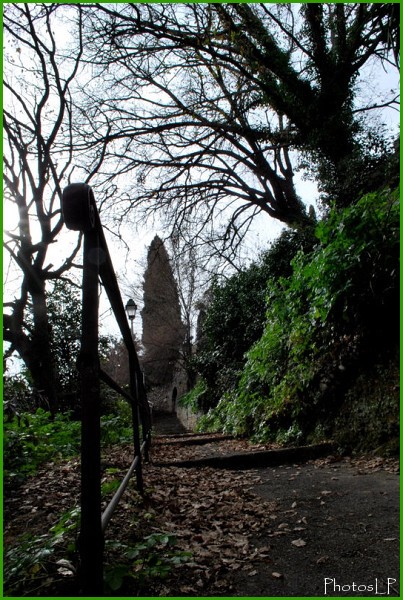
62;182;152;590
130;363;144;495
78;227;104;595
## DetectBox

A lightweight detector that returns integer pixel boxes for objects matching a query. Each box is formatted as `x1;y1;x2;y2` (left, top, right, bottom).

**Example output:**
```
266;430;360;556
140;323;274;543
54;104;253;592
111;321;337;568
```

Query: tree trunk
29;286;59;415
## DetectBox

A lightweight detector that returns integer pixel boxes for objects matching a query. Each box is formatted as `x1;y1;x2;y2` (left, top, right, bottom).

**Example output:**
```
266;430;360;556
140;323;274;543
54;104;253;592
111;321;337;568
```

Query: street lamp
125;299;137;336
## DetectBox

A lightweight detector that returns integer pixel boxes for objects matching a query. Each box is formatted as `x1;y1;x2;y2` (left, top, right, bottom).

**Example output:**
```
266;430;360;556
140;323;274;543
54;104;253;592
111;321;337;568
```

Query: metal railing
62;183;152;595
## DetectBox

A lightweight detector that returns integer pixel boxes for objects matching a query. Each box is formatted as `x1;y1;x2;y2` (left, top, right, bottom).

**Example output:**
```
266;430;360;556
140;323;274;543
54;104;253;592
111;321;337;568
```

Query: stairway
152;412;189;436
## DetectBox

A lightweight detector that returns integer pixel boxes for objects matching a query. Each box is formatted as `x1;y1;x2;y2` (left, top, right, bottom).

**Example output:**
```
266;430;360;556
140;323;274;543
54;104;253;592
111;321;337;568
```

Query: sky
94;166;322;341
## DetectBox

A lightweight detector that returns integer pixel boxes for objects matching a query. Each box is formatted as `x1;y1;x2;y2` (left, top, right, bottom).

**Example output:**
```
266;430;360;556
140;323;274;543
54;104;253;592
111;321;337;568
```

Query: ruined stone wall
147;363;201;431
147;364;188;414
175;403;202;431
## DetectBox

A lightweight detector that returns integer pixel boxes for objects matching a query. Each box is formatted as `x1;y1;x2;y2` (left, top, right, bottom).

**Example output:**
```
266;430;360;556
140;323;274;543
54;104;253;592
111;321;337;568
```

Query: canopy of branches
78;3;399;237
3;3;399;407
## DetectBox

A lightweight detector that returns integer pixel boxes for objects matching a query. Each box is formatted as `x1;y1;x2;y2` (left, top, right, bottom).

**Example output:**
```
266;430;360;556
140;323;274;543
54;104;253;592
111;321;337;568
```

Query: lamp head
125;298;137;321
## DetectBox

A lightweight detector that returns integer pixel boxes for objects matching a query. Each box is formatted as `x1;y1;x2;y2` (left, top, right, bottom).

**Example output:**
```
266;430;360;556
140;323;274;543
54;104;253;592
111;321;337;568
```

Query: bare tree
74;3;398;250
3;4;105;412
167;229;212;390
102;336;141;389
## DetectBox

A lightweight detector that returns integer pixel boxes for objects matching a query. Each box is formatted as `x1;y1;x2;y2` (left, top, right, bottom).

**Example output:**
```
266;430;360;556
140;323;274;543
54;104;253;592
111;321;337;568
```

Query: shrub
194;229;315;410
104;533;191;593
4;507;80;596
4;409;81;483
199;188;399;445
4;400;136;484
179;379;208;413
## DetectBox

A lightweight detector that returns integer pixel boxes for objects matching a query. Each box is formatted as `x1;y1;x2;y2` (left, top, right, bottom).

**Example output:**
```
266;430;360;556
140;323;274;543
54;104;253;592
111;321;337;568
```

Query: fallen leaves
316;555;329;564
151;435;280;464
4;430;399;597
313;454;399;474
272;571;284;579
291;538;307;547
5;439;280;596
134;462;276;593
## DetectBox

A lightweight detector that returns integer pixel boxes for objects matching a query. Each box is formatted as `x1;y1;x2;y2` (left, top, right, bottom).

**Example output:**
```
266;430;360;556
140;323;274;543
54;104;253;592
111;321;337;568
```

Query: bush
4;400;136;484
179;379;208;413
194;229;315;410
4;409;81;483
100;400;134;445
4;507;80;596
104;533;191;593
199;188;399;445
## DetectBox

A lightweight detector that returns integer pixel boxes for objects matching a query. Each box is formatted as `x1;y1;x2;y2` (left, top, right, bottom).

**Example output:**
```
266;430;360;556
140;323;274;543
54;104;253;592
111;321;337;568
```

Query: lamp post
125;299;137;337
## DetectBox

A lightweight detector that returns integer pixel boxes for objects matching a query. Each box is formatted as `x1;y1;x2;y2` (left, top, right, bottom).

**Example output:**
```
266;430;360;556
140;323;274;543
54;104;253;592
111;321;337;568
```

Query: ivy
199;188;399;445
104;534;192;593
195;229;315;410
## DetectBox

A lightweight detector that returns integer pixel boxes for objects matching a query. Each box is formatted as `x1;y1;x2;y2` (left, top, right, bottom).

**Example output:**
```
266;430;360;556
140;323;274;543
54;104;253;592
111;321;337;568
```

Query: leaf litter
4;436;279;596
4;434;399;596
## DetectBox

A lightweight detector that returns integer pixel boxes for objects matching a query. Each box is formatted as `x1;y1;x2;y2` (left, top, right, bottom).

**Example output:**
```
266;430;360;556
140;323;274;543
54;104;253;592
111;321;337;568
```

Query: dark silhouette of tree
102;336;141;390
141;236;185;387
3;4;83;413
45;280;111;412
76;3;398;247
3;4;109;413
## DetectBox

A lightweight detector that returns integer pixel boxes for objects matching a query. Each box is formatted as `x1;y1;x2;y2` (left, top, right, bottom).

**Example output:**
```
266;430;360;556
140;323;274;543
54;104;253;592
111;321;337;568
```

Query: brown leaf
316;555;329;564
291;538;307;547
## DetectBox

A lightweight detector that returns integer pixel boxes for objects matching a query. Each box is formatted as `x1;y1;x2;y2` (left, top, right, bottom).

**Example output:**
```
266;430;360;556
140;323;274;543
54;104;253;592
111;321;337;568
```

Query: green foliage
4;401;135;484
4;409;81;483
4;507;80;596
179;378;207;412
46;280;82;394
194;229;315;410
5;534;57;596
47;279;113;411
3;373;35;414
101;477;122;496
104;533;192;593
333;357;400;454
4;514;191;596
199;188;399;446
100;400;134;446
311;127;400;208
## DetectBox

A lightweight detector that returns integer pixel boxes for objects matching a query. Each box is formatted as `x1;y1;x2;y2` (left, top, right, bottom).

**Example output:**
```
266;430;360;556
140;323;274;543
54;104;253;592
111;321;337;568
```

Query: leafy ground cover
4;431;399;597
4;407;133;487
193;188;399;449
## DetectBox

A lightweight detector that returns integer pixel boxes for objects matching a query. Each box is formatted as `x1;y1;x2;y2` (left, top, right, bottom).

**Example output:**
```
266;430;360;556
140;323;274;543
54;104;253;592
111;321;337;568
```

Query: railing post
140;386;151;463
78;224;103;594
130;365;144;495
62;182;153;591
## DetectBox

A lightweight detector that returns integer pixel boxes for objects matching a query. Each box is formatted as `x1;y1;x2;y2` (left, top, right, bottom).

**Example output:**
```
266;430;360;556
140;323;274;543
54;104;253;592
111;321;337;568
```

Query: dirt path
231;459;399;597
4;416;400;597
149;428;400;597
